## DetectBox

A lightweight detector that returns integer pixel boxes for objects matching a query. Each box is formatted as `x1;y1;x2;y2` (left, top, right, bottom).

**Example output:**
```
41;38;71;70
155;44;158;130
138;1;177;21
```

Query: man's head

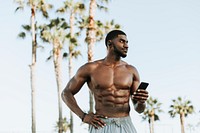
105;30;128;58
105;30;126;47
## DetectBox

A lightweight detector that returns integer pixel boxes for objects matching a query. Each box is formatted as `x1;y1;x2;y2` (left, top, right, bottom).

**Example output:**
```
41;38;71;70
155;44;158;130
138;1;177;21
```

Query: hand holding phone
132;82;149;103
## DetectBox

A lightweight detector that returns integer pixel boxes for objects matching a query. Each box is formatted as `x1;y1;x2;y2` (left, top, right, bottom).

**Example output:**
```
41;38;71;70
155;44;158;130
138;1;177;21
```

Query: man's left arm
129;65;149;113
132;89;148;113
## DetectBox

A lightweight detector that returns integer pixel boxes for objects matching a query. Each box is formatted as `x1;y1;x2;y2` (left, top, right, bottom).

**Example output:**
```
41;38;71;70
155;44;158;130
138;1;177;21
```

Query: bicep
66;76;87;95
64;66;89;95
130;66;140;94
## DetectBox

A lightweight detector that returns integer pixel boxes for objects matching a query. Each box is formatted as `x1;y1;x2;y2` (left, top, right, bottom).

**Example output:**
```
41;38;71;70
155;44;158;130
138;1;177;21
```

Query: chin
121;54;127;58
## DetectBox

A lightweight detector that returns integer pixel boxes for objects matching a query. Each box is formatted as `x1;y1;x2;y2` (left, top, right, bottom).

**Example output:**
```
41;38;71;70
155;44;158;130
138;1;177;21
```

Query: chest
90;66;133;89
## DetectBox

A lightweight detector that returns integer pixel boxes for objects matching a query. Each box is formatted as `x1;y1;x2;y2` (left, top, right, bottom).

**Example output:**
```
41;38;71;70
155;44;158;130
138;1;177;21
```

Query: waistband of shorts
101;116;131;124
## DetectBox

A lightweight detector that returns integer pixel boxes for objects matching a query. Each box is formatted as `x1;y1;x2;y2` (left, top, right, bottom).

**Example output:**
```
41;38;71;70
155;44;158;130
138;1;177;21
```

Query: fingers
95;114;108;119
132;89;149;103
91;117;106;129
133;89;149;98
84;113;107;129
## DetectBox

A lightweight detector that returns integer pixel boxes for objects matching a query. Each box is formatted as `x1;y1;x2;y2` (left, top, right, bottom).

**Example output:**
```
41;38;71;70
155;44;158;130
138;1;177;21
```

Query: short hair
105;30;126;47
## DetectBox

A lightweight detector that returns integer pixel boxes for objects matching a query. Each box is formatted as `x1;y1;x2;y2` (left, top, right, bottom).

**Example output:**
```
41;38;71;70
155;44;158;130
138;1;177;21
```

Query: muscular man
62;30;149;133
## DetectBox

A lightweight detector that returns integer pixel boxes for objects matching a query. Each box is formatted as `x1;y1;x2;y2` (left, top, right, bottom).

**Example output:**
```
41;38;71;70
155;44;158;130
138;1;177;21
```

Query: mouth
123;49;128;53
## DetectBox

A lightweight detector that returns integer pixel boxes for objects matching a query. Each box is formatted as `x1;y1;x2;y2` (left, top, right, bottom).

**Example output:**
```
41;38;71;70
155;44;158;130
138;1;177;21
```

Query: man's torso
87;60;134;117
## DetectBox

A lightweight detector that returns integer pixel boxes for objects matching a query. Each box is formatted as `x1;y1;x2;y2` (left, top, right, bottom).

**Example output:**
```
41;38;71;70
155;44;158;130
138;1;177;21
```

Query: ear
107;40;112;46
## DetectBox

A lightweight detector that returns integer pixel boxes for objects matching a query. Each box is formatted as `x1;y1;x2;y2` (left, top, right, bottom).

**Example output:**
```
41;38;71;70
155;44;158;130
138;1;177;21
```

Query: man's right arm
62;63;107;128
61;64;89;120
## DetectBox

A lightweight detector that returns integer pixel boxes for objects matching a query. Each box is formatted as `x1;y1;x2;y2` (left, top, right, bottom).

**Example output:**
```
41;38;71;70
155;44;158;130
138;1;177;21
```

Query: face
111;35;129;58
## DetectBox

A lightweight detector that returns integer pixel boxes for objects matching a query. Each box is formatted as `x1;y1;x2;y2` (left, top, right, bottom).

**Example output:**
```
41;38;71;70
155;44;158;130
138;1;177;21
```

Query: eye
119;40;124;43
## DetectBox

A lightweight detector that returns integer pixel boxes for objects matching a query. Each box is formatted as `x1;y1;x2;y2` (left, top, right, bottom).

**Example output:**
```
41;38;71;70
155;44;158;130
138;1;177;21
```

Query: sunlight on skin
0;0;200;132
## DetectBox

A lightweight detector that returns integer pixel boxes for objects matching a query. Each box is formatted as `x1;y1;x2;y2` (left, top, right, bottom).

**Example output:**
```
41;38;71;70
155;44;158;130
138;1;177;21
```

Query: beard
113;45;127;58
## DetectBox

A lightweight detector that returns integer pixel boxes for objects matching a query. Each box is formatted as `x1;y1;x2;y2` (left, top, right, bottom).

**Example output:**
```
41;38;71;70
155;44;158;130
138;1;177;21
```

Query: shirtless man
61;30;149;133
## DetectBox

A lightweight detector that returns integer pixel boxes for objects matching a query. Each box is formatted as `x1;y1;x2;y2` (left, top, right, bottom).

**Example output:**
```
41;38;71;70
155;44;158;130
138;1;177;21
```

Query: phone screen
137;82;149;90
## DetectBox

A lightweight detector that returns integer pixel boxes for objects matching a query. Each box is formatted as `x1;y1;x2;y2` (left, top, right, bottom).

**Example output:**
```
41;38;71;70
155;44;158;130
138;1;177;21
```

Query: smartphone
137;82;149;90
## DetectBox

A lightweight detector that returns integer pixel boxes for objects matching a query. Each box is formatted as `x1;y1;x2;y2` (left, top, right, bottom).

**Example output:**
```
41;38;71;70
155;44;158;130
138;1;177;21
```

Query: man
62;30;149;133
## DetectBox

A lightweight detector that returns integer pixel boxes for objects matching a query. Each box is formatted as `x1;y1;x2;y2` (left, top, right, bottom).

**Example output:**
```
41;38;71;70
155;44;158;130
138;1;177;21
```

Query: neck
103;53;121;66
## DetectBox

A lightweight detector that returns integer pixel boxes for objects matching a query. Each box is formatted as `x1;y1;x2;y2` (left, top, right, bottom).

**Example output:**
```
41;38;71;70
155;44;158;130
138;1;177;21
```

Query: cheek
113;45;119;51
113;44;121;49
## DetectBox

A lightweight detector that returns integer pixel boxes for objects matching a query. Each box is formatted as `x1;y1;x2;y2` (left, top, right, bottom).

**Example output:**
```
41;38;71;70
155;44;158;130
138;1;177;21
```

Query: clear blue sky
0;0;200;133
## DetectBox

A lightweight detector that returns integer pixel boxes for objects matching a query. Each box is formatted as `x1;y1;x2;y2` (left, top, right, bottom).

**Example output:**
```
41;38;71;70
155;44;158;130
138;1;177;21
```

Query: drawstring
111;119;121;127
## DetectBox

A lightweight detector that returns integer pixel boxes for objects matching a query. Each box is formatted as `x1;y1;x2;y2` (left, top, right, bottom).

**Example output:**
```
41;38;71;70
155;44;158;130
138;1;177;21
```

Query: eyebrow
119;38;128;43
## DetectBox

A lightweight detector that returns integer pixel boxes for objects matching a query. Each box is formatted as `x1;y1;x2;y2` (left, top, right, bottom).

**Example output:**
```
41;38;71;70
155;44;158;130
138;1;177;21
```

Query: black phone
137;82;149;90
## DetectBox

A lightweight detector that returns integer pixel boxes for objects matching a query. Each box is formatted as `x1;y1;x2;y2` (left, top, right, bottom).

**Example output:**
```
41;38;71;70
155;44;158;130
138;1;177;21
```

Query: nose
124;42;129;48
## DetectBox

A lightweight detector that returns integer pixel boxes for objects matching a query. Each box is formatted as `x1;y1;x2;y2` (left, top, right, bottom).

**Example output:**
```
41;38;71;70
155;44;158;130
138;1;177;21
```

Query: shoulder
81;59;103;70
122;61;139;75
121;61;138;72
76;59;103;76
122;61;140;81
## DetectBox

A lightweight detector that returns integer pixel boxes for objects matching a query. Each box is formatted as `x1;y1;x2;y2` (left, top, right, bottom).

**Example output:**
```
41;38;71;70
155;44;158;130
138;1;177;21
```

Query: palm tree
84;0;121;113
86;0;97;113
86;0;111;61
40;18;69;133
95;19;120;42
169;97;194;133
57;1;85;132
15;1;52;132
55;117;70;133
142;96;163;133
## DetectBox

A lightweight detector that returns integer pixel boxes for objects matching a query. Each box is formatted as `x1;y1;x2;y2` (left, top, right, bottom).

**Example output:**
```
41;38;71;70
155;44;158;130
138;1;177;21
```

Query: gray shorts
89;116;137;133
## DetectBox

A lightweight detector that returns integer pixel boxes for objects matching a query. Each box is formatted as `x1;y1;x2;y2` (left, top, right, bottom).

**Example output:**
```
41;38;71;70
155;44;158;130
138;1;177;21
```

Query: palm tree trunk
68;50;73;133
150;115;154;133
87;0;97;113
53;40;63;133
69;9;74;133
87;0;96;62
180;113;185;133
31;6;36;133
149;122;151;133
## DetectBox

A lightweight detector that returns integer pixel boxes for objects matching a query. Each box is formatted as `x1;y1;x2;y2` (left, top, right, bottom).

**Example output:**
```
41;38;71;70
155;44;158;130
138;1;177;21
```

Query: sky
0;0;200;133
